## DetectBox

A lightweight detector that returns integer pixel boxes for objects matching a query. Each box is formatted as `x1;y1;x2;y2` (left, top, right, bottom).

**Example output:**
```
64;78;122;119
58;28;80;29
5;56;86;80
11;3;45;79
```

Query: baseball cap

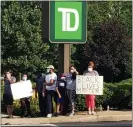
47;65;54;69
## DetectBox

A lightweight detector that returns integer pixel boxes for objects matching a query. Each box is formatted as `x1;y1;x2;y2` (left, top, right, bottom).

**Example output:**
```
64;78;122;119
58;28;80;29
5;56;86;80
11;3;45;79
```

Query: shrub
97;79;132;109
1;79;132;116
13;98;40;117
76;79;132;111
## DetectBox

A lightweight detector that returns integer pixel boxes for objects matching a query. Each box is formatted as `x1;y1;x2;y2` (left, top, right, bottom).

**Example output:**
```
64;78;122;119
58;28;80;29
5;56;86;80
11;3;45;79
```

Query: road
2;121;132;127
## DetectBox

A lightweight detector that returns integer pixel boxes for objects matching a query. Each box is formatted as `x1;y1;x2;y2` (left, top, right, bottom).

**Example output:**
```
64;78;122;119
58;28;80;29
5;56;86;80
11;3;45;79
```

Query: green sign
49;1;87;43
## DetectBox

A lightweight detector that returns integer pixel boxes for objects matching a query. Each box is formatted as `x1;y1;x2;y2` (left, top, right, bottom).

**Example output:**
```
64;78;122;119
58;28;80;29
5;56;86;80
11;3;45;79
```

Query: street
2;121;132;127
55;121;132;127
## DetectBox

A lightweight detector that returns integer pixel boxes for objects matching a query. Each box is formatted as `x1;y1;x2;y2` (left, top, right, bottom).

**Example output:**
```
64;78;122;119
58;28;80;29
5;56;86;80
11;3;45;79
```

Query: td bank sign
49;1;87;43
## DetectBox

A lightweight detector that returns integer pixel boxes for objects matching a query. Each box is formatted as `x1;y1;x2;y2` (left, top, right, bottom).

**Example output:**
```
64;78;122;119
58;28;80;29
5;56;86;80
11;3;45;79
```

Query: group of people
3;61;99;118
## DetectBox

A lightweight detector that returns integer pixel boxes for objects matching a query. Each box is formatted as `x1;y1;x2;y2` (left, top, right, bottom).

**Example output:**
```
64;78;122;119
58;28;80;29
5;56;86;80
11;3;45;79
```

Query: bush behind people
1;79;132;117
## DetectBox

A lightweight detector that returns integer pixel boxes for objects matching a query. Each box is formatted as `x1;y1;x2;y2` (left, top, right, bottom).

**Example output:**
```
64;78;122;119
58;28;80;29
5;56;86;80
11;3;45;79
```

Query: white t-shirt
45;73;57;91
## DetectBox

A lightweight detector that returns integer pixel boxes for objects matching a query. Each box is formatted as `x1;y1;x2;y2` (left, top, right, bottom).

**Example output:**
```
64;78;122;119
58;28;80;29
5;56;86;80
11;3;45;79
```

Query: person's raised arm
74;69;79;75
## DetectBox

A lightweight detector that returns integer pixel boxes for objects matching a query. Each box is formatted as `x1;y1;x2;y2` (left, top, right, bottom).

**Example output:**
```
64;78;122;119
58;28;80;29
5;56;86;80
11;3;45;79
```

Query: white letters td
58;8;79;31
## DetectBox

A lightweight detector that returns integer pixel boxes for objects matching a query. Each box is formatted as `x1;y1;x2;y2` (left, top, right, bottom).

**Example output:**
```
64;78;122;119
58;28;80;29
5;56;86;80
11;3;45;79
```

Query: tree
71;1;132;82
82;20;131;82
1;1;58;77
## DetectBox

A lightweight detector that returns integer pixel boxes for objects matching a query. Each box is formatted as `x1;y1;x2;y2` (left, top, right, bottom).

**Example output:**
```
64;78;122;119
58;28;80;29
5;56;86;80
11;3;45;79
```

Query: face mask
88;68;93;72
70;70;74;73
61;77;65;80
22;77;27;81
46;69;50;73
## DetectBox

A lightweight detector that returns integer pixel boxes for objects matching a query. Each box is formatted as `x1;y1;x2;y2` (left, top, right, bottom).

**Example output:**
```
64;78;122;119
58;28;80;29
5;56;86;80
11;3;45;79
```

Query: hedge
1;78;132;116
76;78;132;111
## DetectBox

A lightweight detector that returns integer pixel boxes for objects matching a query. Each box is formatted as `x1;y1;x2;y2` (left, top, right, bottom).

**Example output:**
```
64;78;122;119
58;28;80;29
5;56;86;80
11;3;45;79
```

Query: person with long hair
3;70;16;118
83;61;99;115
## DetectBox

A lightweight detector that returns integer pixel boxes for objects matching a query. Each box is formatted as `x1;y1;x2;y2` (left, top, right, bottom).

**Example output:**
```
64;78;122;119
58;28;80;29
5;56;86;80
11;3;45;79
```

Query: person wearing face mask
83;61;99;115
35;72;46;117
42;65;57;118
20;74;31;118
55;74;67;116
65;65;79;116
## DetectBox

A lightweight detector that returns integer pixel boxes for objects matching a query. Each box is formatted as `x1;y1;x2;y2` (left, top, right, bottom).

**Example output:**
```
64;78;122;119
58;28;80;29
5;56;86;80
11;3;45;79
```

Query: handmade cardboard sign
76;75;103;95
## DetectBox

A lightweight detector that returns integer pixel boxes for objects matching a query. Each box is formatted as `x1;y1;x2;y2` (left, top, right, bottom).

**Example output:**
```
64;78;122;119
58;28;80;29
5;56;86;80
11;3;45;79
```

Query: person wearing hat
83;61;99;115
42;65;57;118
55;74;67;116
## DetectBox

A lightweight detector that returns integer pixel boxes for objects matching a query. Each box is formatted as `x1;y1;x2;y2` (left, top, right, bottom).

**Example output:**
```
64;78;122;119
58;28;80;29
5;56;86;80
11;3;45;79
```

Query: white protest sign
11;80;33;100
76;75;103;95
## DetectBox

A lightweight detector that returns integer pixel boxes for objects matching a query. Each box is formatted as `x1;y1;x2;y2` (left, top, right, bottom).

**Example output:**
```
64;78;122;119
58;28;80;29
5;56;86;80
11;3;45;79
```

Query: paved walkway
1;111;132;125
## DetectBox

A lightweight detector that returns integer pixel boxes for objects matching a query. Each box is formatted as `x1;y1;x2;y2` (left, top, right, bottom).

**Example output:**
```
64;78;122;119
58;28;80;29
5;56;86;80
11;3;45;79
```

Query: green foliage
76;79;132;111
75;94;86;111
72;1;132;81
97;79;132;109
13;98;40;117
83;20;131;82
1;1;132;83
1;79;132;116
1;1;58;77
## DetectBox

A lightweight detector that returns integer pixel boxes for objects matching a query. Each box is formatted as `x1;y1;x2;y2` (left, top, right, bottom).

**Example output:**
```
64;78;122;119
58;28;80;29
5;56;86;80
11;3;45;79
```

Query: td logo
50;1;87;43
58;8;79;32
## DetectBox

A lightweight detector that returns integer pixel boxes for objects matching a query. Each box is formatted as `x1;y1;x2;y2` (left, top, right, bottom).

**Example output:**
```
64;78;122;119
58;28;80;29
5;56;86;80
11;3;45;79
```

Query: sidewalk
1;111;132;125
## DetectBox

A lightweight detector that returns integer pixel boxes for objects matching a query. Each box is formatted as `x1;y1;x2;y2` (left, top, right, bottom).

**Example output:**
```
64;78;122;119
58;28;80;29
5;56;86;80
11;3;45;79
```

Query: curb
2;114;132;125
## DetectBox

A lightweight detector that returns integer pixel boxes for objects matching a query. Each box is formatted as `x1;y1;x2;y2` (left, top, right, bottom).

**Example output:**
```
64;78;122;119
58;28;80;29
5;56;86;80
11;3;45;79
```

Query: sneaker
46;114;52;118
92;111;96;115
87;111;92;115
68;112;75;116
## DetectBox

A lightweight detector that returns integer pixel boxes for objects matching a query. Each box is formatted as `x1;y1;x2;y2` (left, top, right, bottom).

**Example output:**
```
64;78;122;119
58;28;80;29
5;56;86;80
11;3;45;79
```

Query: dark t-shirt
35;76;45;93
56;80;66;97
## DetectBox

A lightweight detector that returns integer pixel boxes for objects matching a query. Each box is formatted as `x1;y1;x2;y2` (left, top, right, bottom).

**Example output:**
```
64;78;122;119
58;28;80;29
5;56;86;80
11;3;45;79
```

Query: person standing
56;74;67;116
35;72;46;116
42;65;57;118
66;65;79;116
83;61;99;115
20;74;31;118
3;70;16;118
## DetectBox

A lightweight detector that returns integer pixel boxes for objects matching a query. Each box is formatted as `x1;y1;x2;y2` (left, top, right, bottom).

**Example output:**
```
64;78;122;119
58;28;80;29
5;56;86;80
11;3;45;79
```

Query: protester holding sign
20;74;31;118
3;70;16;118
66;65;79;116
83;61;99;115
43;65;57;118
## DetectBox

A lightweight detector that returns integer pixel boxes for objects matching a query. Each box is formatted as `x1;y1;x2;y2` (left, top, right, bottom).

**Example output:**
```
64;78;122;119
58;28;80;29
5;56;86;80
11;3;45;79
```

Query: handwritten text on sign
76;76;103;95
11;80;33;100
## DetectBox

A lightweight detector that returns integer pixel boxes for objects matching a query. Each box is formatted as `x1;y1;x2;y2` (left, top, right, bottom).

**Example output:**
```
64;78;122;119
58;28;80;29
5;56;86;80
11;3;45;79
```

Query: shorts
57;97;64;103
3;94;13;105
